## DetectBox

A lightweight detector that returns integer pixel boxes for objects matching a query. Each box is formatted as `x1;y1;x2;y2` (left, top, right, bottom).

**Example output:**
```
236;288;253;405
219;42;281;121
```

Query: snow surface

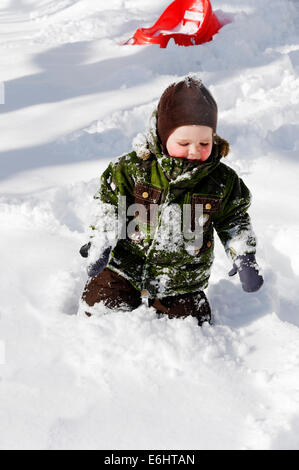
1;0;299;450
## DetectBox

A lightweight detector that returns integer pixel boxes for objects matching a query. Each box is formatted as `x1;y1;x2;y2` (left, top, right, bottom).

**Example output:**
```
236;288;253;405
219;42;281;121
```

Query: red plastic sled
124;0;222;48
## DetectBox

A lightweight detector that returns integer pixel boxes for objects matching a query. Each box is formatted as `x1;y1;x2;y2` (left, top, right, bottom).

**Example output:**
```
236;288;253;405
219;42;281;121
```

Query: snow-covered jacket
89;111;256;299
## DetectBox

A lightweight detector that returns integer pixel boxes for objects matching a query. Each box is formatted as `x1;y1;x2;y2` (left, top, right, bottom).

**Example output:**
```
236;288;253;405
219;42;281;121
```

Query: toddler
79;75;263;325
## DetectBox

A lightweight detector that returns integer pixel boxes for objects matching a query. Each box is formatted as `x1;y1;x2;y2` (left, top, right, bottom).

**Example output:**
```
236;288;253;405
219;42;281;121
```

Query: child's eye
179;143;189;147
200;143;209;147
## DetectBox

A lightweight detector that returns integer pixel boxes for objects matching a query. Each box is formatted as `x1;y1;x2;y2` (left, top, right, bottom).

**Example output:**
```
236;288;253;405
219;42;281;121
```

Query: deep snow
0;0;299;450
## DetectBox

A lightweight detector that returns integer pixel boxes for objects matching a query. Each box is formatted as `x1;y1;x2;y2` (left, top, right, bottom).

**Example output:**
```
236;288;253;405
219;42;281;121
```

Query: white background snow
0;0;299;450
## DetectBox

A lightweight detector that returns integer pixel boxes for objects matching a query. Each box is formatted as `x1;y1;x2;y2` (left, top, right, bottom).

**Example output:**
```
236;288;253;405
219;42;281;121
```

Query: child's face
166;125;213;162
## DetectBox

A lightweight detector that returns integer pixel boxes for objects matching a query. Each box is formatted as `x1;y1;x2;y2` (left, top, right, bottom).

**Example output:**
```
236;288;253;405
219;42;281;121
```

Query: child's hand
87;246;112;278
79;242;91;258
228;253;264;293
80;243;112;278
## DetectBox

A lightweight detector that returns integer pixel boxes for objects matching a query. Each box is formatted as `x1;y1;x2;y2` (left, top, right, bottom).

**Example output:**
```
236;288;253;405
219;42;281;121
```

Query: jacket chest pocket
133;182;163;226
191;195;222;232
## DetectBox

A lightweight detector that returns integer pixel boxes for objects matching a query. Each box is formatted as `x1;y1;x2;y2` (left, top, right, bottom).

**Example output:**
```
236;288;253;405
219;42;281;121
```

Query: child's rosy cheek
200;146;212;160
168;144;186;158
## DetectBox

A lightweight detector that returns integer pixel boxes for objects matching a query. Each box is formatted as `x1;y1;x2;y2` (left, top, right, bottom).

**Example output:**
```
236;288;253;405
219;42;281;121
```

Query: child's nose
189;144;201;156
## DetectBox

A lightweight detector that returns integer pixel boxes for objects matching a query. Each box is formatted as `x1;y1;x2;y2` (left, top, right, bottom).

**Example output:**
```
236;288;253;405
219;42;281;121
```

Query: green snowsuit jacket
89;112;256;299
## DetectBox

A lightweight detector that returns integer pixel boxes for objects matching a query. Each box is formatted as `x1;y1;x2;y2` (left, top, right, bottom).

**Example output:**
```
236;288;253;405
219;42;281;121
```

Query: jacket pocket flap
192;195;222;213
134;182;162;204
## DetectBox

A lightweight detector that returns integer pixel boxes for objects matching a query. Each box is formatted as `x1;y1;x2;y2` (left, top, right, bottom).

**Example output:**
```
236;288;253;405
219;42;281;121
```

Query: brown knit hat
157;76;218;154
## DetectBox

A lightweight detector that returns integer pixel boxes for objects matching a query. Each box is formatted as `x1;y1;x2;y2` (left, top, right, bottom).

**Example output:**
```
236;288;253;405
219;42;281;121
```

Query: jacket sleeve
212;172;257;261
88;160;122;264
